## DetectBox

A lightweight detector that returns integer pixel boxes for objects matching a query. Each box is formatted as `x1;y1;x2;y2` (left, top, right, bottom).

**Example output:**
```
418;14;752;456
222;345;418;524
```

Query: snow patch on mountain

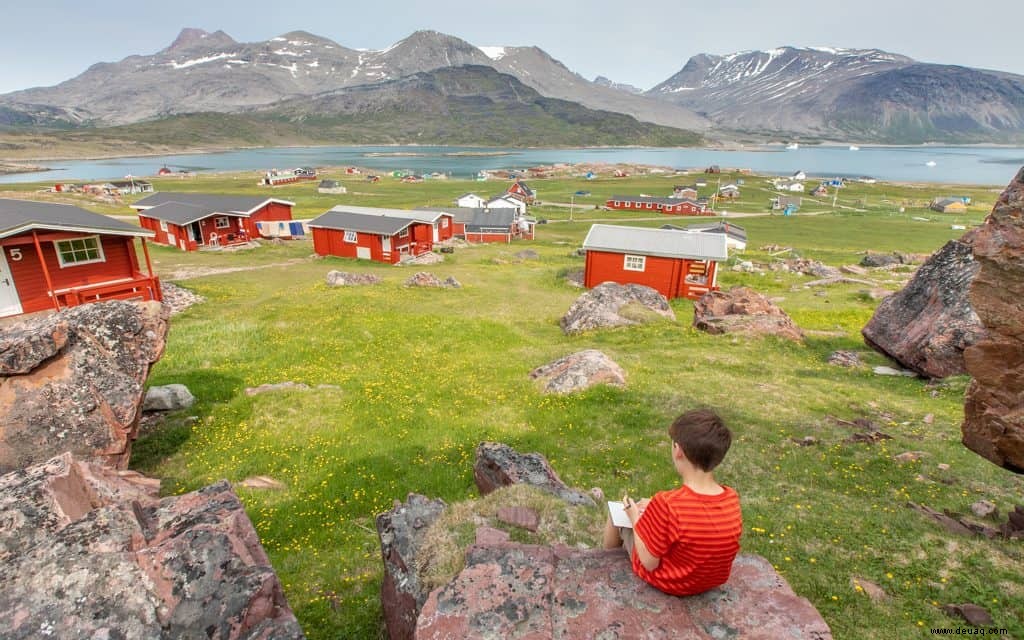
168;53;238;69
478;46;507;61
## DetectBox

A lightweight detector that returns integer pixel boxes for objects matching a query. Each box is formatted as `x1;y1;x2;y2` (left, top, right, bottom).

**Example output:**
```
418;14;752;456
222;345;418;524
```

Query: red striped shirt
631;484;742;596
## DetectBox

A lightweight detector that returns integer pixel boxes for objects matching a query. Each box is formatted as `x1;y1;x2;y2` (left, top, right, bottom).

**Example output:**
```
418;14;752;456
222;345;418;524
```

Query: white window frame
441;218;449;228
54;235;106;268
613;201;621;207
646;202;653;209
158;219;168;232
623;254;646;272
215;216;231;229
398;228;409;238
343;230;358;243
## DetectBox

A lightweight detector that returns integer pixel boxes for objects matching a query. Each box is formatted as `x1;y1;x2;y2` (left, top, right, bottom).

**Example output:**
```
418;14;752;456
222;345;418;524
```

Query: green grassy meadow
7;169;1021;638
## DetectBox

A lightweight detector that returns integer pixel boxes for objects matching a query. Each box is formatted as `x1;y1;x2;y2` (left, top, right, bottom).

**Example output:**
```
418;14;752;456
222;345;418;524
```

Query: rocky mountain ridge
3;31;1024;143
649;46;1024;142
0;28;705;131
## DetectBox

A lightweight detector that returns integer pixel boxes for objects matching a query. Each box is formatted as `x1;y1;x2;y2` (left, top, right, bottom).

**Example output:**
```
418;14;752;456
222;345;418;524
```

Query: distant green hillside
0;66;701;159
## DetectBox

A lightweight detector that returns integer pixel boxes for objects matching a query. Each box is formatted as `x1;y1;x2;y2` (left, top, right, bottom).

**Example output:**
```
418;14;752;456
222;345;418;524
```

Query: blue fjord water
2;144;1023;186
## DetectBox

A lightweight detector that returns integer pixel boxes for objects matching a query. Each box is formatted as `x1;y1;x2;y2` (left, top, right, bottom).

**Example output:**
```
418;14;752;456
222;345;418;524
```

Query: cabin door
0;249;24;317
432;223;439;242
190;222;204;245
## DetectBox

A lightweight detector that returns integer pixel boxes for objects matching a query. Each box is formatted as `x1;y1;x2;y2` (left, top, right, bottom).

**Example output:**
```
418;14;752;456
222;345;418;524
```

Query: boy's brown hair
669;408;732;471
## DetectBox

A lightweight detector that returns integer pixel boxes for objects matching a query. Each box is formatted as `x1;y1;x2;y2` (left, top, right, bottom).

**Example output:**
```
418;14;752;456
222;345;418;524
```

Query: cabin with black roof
0;198;161;317
131;193;294;251
308;206;448;264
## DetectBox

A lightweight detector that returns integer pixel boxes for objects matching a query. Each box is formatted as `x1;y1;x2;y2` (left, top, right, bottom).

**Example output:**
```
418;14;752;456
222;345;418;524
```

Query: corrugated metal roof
133;192;294;214
682;221;748;242
0;198;153;239
583;224;727;261
140;202;224;225
328;205;445;223
466;209;515;232
416;206;485;223
307;210;415;235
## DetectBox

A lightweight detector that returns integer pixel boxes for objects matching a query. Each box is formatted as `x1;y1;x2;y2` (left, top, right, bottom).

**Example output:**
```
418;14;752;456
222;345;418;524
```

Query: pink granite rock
376;493;448;640
0;453;304;639
862;232;985;378
529;349;626;394
474;442;595;506
415;545;832;639
962;166;1024;472
0;300;169;472
693;287;805;342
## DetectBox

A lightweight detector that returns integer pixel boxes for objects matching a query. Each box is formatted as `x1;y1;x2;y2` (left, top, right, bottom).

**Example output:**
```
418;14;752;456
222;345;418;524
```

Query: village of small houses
0;160;1020;640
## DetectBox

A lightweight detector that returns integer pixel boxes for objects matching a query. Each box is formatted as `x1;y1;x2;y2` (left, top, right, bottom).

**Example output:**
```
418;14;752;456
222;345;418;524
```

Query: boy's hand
623;494;647;525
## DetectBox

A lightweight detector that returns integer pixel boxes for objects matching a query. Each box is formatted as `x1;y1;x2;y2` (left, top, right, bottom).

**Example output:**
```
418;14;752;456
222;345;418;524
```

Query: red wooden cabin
308;207;439;264
582;224;727;300
330;205;453;243
131;193;294;252
464;209;535;243
606;195;710;216
0;198;161;318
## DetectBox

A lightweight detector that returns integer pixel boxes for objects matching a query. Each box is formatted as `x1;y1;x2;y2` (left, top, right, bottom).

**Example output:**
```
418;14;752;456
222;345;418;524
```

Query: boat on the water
849;145;860;151
786;143;799;150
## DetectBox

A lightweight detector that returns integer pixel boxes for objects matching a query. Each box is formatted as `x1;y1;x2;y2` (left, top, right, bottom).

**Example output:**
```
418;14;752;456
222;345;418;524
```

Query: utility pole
569;194;575;222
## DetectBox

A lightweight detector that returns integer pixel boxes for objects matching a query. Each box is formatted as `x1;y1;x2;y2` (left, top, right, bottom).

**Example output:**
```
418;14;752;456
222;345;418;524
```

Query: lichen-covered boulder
962;167;1024;473
376;493;448;640
415;546;832;639
473;442;595;507
0;300;169;473
325;270;382;287
693;287;804;342
0;453;304;639
560;282;675;335
862;232;985;378
529;349;626;394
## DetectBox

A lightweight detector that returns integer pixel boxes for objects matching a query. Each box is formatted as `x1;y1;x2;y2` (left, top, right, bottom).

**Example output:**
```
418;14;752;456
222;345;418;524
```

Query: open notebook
607;501;632;529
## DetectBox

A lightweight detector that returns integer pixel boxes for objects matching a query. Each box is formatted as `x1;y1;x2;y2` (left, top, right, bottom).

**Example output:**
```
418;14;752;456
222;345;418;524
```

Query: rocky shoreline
0;161;50;175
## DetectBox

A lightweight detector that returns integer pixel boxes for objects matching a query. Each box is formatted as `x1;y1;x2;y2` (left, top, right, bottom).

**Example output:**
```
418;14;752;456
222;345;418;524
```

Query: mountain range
2;29;1023;146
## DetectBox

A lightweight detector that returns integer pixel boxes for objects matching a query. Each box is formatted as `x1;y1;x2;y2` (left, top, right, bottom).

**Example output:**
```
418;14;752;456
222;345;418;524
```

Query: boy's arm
625;498;661;572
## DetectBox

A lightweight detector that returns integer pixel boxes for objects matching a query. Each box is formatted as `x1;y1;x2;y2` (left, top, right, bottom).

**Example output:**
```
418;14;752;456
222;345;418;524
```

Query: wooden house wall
5;233;139;313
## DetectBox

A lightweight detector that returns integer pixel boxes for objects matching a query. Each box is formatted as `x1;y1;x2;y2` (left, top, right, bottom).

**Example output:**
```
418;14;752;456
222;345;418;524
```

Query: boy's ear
671;441;684;460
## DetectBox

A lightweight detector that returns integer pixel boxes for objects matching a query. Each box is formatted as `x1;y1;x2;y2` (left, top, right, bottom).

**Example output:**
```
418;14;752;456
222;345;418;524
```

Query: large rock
560;282;675;335
962;167;1024;473
862;232;985;378
376;493;448;640
159;281;205;314
0;301;169;473
415;545;832;639
404;272;460;288
325;270;382;287
0;453;304;639
693;287;804;342
143;383;195;412
529;349;626;394
473;442;595;507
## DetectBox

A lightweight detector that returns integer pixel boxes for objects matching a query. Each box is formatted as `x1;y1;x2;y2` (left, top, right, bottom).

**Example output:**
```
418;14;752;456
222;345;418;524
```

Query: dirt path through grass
166;257;312;281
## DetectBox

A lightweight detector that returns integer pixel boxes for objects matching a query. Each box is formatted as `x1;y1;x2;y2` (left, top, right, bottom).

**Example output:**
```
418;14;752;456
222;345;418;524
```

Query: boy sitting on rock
603;408;742;596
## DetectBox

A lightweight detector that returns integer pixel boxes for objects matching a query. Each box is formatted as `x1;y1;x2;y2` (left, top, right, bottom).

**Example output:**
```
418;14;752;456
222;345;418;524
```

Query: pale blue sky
2;0;1021;94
